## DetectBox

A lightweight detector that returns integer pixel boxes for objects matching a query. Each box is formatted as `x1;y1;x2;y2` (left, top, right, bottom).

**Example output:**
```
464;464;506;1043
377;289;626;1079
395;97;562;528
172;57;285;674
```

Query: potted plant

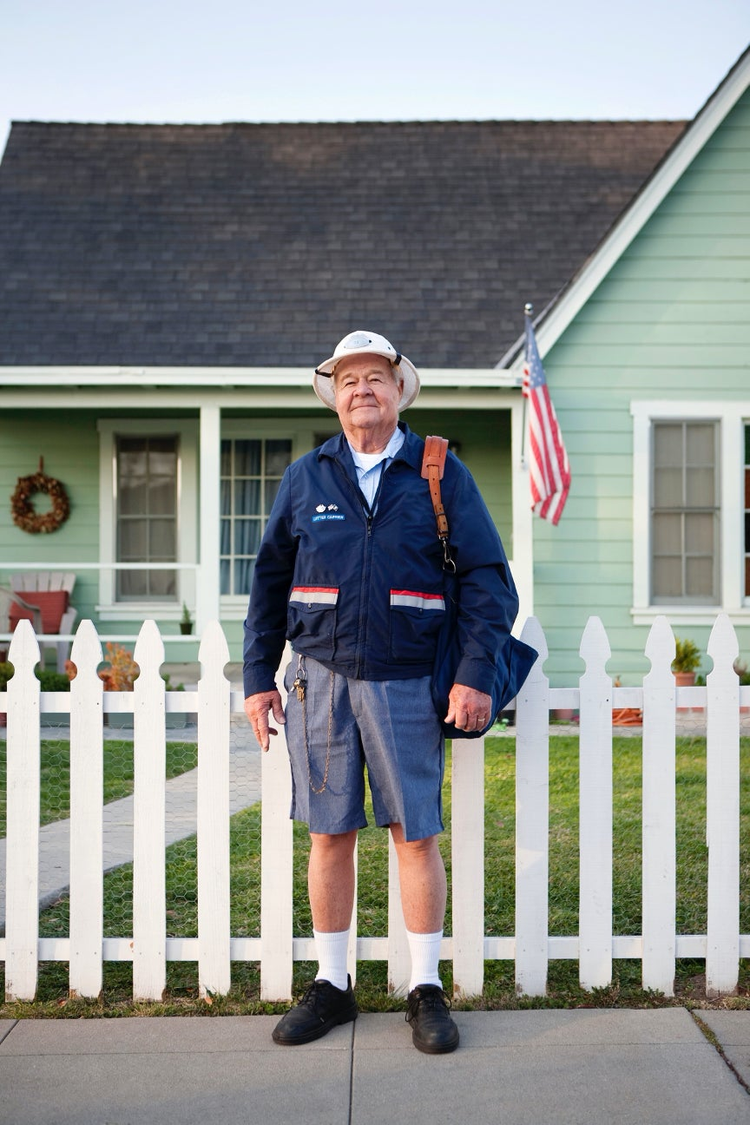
96;642;139;726
179;603;193;635
672;637;701;686
0;661;12;726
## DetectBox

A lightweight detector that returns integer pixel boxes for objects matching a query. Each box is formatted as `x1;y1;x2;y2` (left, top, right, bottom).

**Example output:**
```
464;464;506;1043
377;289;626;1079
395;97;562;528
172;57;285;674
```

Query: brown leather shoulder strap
421;435;450;542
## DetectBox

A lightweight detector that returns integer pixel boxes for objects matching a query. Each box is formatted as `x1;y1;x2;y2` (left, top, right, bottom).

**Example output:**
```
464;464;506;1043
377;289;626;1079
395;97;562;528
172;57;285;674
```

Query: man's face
332;354;403;445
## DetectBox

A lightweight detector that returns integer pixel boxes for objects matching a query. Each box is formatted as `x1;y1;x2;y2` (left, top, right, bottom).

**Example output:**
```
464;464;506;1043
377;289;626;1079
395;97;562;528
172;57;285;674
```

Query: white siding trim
0;366;522;391
631;400;749;626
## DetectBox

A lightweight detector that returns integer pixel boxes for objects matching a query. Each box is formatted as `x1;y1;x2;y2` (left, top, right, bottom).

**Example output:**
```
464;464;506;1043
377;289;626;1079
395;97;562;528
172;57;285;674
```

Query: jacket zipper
332;456;392;678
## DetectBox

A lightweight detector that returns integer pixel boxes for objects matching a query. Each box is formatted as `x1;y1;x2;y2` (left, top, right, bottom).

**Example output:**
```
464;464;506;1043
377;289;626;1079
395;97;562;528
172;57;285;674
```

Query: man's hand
244;689;286;751
444;683;493;733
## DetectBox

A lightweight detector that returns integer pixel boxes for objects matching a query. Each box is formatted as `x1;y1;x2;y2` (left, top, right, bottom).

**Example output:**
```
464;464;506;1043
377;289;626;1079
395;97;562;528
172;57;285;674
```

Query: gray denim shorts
283;655;445;842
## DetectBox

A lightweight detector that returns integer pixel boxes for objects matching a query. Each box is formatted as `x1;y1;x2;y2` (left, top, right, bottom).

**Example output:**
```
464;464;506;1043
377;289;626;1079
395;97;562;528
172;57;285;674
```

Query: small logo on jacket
312;501;344;522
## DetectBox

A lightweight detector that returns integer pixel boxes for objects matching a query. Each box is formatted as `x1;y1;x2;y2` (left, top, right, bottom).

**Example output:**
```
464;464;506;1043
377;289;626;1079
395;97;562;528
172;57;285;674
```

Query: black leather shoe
405;985;459;1054
272;976;358;1045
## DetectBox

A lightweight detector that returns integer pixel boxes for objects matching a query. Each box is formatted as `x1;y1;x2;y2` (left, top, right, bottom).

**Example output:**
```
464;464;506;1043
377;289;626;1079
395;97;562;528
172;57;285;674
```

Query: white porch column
511;395;534;626
196;405;222;633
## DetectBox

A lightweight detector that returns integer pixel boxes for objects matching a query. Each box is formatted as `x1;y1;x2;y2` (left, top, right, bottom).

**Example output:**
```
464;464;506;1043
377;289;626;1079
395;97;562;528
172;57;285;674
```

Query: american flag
522;312;571;525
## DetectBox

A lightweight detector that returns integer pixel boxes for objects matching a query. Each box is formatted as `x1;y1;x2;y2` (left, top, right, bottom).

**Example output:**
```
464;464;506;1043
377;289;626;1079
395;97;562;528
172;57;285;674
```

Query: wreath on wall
10;458;71;535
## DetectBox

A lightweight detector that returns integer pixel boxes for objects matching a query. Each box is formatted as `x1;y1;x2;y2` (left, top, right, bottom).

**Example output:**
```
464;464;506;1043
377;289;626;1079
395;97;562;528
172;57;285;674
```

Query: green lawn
0;739;198;835
3;735;750;1016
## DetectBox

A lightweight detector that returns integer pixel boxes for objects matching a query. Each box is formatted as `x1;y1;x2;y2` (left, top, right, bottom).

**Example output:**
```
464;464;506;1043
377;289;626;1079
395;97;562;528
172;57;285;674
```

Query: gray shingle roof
0;119;685;369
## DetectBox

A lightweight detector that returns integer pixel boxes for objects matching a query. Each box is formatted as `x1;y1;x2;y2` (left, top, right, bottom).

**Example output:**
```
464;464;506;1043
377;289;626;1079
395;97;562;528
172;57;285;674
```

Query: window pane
265;479;282;511
149;477;176;516
654;468;683;508
685;467;714;508
686;424;714;465
686;557;713;598
148;448;177;477
235;440;261;476
221;519;231;554
654;425;683;468
149;569;177;598
234;479;261;513
235;557;256;596
653;513;681;554
653;557;682;598
221;480;231;516
149;519;176;559
266;440;292;476
234;519;261;556
119;477;147;516
685;512;714;554
119;519;148;558
220;558;231;596
119;570;148;598
221;439;232;476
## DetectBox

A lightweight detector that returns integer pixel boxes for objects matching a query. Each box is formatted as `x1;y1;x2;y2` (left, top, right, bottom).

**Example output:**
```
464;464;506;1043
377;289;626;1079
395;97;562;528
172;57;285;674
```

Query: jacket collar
318;421;422;471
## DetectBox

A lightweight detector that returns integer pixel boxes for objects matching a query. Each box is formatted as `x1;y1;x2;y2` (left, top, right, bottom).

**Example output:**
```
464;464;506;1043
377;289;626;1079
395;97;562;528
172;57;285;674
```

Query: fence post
260;653;294;1002
132;621;167;1001
5;622;41;1001
642;616;676;996
69;620;104;999
197;621;231;997
452;734;485;998
706;613;740;997
578;616;613;990
387;833;410;995
515;616;549;997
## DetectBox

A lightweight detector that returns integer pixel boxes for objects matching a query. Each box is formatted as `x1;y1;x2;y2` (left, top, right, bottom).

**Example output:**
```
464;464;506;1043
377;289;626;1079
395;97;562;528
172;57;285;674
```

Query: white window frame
97;418;198;621
220;420;339;618
631;401;748;626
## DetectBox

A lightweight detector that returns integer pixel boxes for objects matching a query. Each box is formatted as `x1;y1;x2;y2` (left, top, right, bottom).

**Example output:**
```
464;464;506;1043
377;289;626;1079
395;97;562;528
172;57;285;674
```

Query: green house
501;47;750;682
0;48;747;681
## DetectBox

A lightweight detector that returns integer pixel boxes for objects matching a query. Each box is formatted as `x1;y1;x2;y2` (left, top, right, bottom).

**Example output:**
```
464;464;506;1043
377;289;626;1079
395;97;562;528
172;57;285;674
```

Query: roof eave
495;46;750;371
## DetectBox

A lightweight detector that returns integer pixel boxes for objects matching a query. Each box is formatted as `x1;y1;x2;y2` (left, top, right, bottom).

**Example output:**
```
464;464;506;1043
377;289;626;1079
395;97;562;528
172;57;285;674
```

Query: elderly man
244;330;522;1053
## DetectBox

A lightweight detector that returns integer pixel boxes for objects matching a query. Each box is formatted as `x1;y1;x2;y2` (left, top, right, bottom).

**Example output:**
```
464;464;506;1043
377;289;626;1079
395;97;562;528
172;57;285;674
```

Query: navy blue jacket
243;423;519;698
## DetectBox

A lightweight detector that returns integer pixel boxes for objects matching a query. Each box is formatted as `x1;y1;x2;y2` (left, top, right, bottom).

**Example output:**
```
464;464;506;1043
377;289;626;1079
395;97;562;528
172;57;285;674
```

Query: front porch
1;366;532;665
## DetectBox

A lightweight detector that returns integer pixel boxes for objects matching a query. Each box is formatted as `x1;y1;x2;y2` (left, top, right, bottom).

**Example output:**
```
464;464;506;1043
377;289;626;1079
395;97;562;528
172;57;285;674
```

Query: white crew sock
314;928;350;992
406;929;443;993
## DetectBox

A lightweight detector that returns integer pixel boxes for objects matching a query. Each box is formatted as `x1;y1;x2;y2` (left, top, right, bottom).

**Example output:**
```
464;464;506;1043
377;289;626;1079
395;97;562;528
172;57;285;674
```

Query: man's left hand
445;683;493;733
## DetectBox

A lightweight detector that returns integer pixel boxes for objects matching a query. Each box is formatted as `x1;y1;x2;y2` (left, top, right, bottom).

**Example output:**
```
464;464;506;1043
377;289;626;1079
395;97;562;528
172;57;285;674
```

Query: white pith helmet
313;330;420;411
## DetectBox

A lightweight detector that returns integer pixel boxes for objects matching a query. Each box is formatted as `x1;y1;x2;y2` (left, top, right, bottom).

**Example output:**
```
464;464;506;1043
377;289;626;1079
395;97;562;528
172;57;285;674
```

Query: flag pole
520;303;533;464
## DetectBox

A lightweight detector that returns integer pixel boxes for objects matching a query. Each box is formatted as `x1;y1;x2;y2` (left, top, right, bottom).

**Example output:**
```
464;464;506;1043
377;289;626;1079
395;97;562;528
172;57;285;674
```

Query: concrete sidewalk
1;1008;750;1124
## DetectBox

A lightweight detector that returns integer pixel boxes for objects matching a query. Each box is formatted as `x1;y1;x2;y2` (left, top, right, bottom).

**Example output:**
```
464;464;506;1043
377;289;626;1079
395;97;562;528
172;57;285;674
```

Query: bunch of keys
292;657;307;702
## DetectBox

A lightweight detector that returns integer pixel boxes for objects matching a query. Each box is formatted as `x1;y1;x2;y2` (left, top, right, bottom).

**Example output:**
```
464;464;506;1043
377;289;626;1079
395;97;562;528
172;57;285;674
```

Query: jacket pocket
287;586;338;652
388;589;446;663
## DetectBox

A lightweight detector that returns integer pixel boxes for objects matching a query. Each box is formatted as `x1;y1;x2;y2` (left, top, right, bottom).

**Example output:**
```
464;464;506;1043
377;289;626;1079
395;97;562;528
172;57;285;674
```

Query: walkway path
0;716;261;932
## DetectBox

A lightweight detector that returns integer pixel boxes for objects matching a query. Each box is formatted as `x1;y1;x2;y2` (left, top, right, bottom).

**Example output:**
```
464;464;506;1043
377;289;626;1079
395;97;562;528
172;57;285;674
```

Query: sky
2;0;750;157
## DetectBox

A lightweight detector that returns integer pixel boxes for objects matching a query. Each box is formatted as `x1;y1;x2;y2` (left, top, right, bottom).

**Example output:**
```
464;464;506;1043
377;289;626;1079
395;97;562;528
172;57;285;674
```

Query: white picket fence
0;614;748;1004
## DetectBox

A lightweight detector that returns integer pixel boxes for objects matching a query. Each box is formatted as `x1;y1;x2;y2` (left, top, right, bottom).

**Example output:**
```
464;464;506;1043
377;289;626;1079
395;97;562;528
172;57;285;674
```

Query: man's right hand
244;689;286;751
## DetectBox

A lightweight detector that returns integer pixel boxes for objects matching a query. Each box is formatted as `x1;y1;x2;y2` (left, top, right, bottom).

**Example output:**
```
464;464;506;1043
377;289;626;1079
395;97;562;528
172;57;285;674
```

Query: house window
116;436;178;600
651;421;719;604
220;438;292;596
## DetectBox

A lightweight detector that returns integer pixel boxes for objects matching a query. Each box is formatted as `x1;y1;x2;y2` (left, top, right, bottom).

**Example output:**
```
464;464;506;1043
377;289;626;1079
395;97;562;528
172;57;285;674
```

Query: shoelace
406;987;451;1023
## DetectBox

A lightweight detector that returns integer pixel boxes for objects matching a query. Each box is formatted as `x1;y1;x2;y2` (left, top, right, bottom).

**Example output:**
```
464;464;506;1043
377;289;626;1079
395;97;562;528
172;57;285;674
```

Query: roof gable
504;47;750;367
0;119;684;369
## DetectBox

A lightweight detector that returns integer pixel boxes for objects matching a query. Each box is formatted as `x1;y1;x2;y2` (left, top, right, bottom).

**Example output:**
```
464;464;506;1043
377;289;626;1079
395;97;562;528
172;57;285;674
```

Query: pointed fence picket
578;616;613;990
69;621;104;999
1;613;749;1003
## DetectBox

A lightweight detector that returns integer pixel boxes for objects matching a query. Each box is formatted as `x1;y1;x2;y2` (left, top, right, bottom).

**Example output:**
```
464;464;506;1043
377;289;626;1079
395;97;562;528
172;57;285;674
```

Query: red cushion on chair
9;590;69;633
